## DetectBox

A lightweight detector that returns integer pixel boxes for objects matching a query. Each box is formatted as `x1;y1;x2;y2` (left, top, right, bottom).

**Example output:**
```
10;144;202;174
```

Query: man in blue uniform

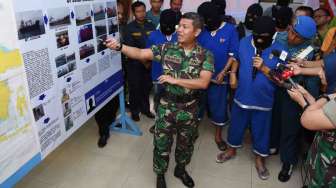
270;16;318;182
146;9;179;133
197;2;239;151
124;1;156;121
216;16;287;180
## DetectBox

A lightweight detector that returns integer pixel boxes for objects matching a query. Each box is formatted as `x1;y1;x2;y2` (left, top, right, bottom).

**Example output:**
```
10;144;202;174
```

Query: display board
0;0;123;187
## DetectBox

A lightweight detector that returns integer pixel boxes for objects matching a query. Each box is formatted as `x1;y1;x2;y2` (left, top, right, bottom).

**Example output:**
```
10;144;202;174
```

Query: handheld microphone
276;63;298;89
253;48;262;80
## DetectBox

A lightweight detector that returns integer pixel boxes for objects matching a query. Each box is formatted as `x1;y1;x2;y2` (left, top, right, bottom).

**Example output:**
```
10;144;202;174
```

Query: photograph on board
86;95;96;114
106;1;117;18
55;52;77;77
78;24;93;43
95;20;107;37
75;5;92;26
32;104;45;121
16;10;45;40
93;3;106;21
48;7;71;29
79;43;95;60
56;30;70;48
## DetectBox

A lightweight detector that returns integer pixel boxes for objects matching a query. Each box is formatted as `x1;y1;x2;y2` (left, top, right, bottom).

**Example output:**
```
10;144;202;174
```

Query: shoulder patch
131;32;142;37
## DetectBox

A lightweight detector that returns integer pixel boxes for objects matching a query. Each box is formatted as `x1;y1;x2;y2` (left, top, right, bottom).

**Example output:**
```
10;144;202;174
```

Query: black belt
162;93;198;103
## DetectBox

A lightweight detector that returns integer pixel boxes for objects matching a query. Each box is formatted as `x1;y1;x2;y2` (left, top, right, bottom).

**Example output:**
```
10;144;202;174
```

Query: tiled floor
16;116;303;188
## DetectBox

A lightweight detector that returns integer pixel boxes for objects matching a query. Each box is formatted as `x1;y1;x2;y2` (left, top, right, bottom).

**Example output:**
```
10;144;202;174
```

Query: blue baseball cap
293;16;317;39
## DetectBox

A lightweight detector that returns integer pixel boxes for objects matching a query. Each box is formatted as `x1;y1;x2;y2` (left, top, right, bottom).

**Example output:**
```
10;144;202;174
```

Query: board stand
110;88;142;136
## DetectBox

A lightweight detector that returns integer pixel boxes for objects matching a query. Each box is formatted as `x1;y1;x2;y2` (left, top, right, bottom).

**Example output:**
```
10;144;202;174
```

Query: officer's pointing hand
158;75;177;85
105;38;120;51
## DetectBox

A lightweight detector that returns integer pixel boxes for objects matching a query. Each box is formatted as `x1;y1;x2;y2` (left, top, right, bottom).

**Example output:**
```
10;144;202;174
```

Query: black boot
174;166;194;188
156;174;166;188
278;163;294;182
97;134;110;148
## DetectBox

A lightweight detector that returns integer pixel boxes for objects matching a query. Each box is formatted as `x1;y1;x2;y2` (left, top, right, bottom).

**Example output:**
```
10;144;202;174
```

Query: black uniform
124;20;155;118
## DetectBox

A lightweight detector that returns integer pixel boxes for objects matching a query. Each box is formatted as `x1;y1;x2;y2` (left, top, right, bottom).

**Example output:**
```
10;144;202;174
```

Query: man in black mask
216;16;288;181
198;2;239;152
237;3;263;40
146;9;179;133
211;0;236;24
264;0;290;17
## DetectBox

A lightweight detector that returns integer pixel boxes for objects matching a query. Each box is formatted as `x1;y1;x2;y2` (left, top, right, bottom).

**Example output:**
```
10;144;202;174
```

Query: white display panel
0;0;123;186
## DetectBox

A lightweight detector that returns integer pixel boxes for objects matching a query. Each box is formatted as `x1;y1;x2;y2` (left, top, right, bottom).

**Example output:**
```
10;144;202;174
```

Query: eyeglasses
314;15;328;19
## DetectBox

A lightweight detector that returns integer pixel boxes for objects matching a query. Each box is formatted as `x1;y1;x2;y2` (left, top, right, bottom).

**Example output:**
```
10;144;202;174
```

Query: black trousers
270;89;302;165
127;62;152;116
94;96;119;137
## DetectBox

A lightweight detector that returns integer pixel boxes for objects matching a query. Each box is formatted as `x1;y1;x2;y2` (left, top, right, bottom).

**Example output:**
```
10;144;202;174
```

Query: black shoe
149;125;155;134
144;112;155;119
97;134;110;148
174;166;195;188
278;163;294;182
156;174;166;188
131;114;140;122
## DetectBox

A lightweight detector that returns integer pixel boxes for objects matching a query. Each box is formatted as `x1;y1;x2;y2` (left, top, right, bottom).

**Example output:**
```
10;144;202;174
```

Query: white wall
141;0;258;21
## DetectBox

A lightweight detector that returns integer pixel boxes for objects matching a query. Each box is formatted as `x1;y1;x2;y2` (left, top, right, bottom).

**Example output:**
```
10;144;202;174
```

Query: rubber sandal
216;151;235;163
255;166;270;180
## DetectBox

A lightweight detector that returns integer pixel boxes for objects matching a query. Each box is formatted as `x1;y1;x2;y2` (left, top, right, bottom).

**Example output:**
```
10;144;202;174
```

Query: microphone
253;48;262;80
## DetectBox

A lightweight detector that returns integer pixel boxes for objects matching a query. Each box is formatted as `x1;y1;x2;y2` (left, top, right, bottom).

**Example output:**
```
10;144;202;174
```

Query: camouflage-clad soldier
306;131;336;188
106;12;214;188
151;42;214;175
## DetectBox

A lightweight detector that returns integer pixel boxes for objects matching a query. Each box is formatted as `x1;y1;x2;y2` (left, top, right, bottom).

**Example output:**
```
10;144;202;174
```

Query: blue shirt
324;51;336;94
146;29;177;81
198;23;239;79
235;35;287;110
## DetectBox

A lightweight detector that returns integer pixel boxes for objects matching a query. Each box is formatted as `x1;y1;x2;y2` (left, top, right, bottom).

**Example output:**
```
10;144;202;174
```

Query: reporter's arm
301;94;336;130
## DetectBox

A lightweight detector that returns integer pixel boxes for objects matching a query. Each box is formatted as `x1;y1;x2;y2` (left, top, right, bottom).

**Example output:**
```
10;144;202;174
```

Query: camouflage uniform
306;131;336;188
150;42;214;174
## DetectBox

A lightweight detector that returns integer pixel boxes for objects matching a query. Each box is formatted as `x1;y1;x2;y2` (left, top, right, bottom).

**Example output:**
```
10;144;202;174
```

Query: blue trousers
207;84;228;126
227;102;272;156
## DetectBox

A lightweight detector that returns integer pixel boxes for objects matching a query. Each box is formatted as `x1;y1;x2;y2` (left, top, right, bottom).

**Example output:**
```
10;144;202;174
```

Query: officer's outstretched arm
105;38;154;62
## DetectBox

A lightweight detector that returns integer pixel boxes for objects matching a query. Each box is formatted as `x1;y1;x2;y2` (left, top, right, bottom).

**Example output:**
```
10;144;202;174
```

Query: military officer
106;12;214;188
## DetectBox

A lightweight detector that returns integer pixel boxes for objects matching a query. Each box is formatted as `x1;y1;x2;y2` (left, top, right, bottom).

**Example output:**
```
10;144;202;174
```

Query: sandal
216;151;235;163
215;140;228;151
255;166;270;180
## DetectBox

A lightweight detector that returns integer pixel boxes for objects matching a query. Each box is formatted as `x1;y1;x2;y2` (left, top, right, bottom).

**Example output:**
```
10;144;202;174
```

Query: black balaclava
273;6;293;29
244;3;263;31
253;16;276;50
276;0;290;6
197;2;221;32
211;0;226;16
160;9;179;36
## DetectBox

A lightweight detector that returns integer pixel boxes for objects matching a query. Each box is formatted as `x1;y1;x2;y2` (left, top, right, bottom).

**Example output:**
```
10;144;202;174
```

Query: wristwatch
319;94;331;102
116;43;123;51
